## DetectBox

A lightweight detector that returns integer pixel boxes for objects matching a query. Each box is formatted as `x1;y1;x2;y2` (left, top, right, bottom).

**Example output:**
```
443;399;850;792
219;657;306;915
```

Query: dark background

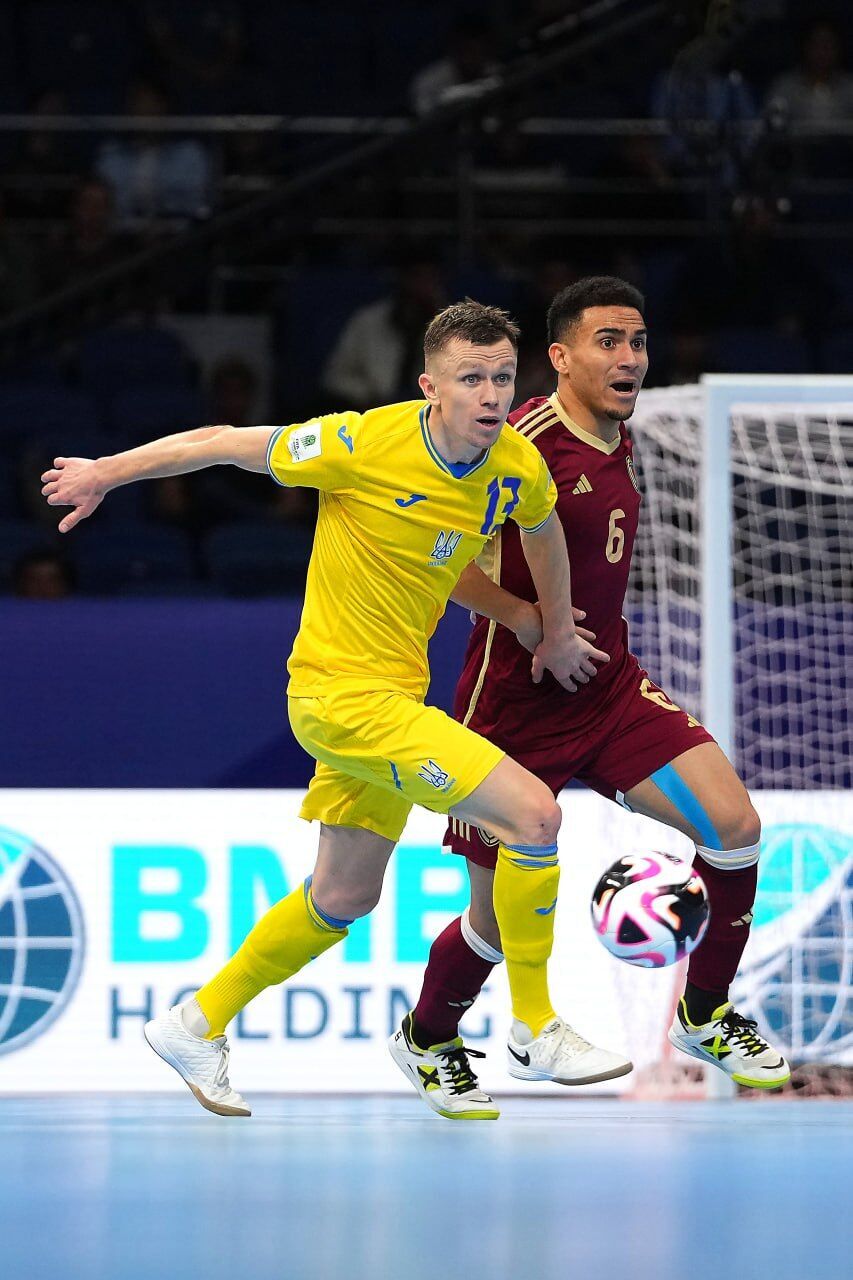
2;0;851;785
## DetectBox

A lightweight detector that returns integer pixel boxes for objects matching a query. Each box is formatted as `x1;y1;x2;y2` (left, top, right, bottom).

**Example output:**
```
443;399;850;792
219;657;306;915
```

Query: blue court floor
1;1095;851;1280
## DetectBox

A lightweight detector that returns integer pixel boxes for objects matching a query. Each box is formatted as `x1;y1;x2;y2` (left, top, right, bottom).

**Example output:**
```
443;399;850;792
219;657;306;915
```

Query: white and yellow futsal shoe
389;1013;500;1120
668;999;791;1089
144;1004;251;1116
507;1016;633;1085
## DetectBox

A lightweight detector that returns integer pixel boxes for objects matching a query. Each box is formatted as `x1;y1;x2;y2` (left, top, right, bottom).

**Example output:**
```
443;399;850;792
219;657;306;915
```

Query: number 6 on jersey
606;508;626;563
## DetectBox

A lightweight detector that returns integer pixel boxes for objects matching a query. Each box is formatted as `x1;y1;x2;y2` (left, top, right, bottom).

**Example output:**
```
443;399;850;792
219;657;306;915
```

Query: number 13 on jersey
480;476;521;535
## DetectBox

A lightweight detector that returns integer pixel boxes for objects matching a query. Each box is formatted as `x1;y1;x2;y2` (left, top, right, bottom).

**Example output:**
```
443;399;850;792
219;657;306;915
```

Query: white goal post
621;375;853;1095
701;374;853;761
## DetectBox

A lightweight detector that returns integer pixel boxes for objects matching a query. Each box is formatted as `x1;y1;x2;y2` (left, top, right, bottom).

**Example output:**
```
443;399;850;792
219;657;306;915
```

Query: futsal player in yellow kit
42;301;629;1118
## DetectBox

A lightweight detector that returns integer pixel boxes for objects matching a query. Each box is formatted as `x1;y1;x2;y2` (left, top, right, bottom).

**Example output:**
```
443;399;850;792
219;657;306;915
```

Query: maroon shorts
444;654;714;868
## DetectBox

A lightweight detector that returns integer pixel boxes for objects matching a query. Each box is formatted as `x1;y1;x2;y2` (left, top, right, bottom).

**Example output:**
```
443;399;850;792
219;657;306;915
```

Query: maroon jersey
455;393;642;735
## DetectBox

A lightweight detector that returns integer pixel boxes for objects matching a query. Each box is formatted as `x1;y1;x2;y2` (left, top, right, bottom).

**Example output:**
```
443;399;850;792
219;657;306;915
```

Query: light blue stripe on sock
303;875;354;930
504;842;559;857
650;764;721;850
510;858;559;871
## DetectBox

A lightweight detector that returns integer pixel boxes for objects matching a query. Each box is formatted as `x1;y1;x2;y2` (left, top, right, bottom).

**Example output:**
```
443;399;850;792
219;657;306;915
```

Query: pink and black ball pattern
591;852;710;968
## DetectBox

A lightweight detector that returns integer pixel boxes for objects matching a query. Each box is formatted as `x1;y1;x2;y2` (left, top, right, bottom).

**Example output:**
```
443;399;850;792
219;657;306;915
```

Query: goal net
619;382;853;1092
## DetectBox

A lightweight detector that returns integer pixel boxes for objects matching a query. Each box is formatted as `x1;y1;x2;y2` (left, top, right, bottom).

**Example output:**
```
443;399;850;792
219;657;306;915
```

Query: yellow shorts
288;688;505;843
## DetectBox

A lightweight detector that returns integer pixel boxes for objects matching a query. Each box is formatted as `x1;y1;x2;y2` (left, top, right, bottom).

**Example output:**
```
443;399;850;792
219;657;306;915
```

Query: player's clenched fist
41;457;106;533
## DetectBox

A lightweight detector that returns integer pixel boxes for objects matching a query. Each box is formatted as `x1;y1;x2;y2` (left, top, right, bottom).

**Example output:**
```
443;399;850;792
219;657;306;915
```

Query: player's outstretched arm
450;562;594;653
520;512;609;691
41;424;274;533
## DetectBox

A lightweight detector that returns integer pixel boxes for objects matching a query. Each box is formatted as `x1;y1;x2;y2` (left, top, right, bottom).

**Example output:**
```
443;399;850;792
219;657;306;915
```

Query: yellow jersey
267;399;557;697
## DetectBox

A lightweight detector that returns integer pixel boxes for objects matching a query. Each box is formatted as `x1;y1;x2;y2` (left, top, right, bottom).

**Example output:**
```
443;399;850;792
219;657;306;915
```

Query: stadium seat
204;520;314;596
710;329;812;375
110;387;207;443
71;524;197;594
0;386;101;456
77;327;195;399
0;520;58;588
21;3;134;112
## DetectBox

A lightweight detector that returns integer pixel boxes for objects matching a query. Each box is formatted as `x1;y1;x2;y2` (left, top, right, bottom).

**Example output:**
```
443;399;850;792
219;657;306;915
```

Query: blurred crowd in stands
2;1;853;596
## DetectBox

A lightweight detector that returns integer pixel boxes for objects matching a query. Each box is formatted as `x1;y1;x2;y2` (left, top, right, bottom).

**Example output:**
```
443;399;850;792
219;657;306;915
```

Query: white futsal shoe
507;1015;633;1085
389;1012;500;1120
144;1004;251;1116
668;999;791;1089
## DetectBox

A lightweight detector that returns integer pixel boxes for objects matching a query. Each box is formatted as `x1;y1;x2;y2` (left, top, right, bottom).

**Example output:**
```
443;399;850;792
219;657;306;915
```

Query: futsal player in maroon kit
393;277;789;1116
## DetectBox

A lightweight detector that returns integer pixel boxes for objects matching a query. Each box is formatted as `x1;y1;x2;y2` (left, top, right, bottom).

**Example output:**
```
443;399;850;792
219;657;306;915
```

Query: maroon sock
411;916;496;1047
687;852;758;996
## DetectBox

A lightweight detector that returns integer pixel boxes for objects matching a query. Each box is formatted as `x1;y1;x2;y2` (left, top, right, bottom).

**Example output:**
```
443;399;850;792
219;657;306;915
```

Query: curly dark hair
547;276;645;344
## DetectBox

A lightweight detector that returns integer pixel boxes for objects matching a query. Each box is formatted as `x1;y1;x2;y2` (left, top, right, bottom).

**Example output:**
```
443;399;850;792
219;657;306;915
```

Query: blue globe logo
0;826;85;1055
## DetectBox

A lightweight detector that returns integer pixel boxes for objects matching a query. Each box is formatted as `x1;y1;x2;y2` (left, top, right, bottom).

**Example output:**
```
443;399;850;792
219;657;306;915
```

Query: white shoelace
212;1042;232;1092
550;1020;593;1057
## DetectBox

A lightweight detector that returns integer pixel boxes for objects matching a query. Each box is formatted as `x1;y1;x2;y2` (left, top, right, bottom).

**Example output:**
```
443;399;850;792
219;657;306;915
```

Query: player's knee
696;800;761;870
311;879;381;922
508;785;561;849
718;801;761;855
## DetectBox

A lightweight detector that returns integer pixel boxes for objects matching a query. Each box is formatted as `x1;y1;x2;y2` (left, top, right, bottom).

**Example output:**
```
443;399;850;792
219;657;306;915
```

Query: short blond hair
423;298;520;362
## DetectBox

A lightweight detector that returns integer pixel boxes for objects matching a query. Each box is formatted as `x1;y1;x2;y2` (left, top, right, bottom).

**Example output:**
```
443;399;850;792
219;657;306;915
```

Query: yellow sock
196;877;349;1037
493;840;559;1036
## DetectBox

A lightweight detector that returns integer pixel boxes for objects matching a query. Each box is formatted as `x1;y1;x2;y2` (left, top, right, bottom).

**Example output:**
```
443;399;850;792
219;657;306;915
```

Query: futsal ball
591;852;709;968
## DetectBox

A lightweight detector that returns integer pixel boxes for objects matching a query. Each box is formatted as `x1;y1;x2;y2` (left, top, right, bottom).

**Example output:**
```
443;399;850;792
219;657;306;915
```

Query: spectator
767;21;853;125
44;177;132;292
95;78;214;227
0;192;39;315
674;193;830;335
208;356;316;526
766;19;853;180
147;356;314;531
651;62;757;194
163;356;274;529
323;256;447;409
143;2;250;114
410;15;499;116
4;89;84;221
13;549;76;599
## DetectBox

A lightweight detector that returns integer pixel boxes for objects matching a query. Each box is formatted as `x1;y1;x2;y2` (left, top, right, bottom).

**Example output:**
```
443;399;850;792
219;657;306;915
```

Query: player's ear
418;369;439;404
548;341;570;375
